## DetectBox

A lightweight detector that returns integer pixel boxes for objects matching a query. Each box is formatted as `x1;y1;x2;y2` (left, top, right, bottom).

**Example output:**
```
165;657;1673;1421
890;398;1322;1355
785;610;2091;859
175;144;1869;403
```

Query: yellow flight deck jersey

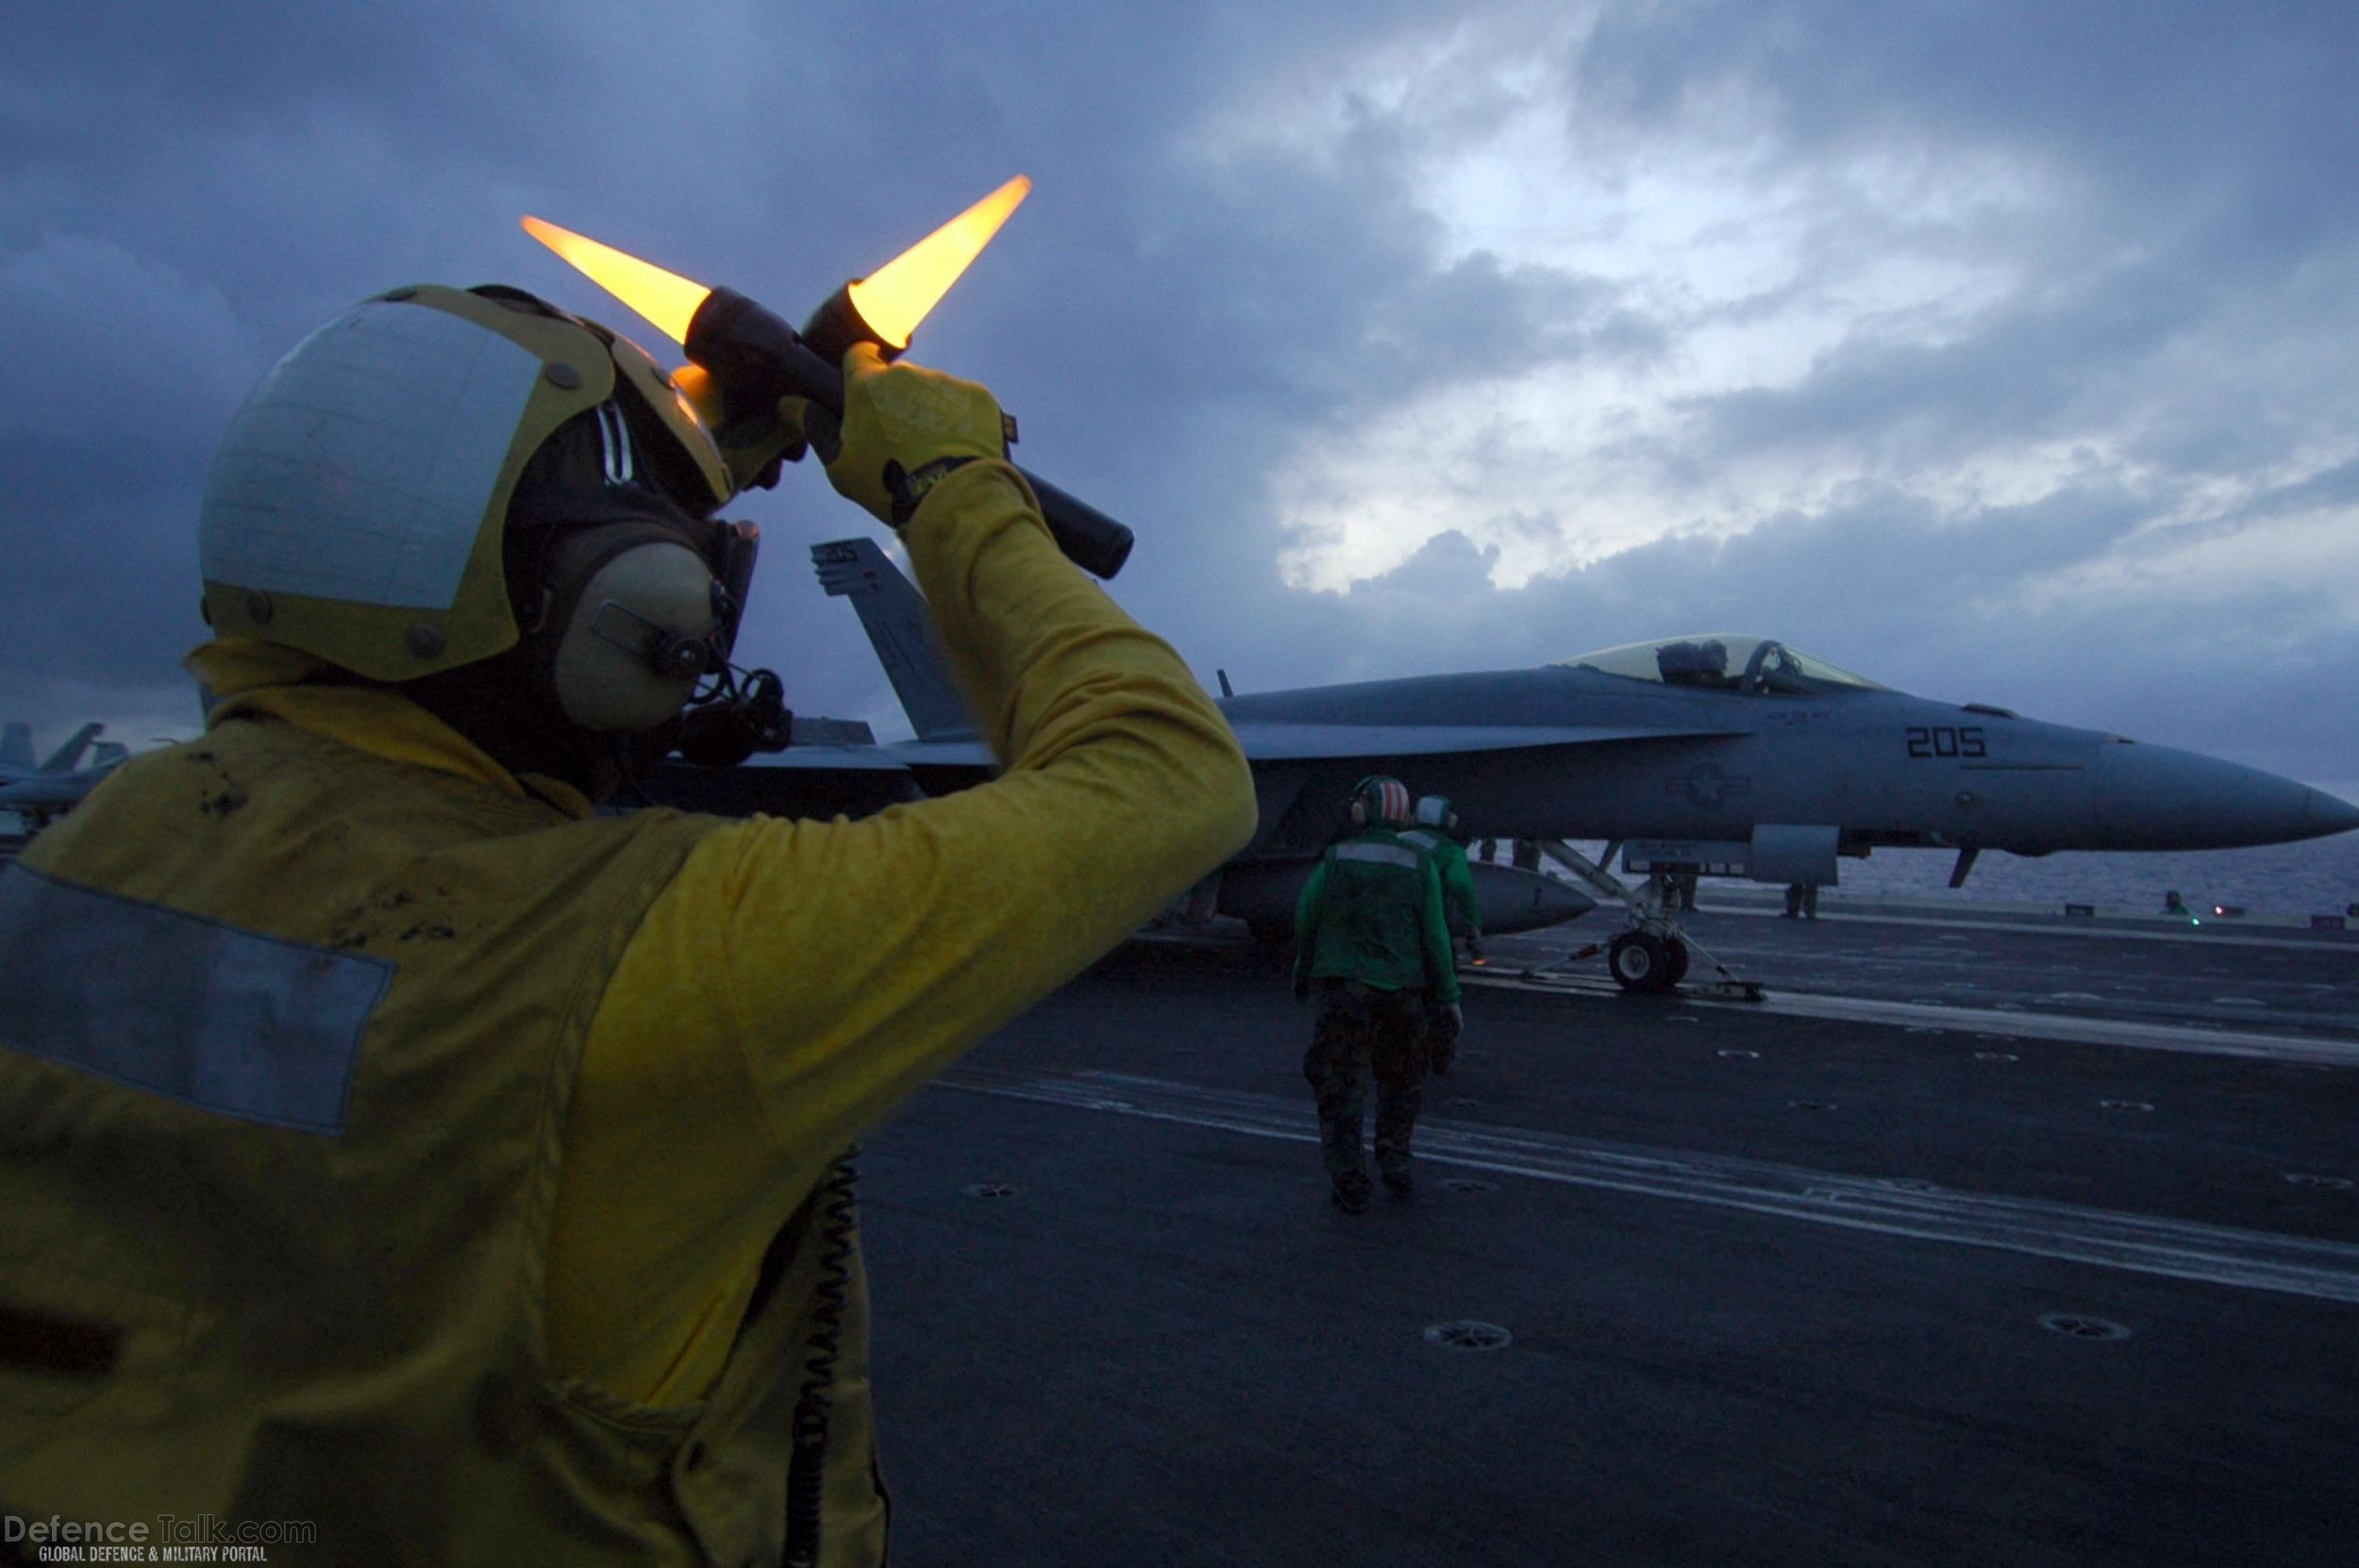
0;460;1256;1565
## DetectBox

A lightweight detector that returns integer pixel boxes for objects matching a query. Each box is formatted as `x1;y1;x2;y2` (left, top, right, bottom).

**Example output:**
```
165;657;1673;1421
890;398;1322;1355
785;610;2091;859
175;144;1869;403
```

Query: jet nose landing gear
1607;929;1690;993
1523;840;1759;999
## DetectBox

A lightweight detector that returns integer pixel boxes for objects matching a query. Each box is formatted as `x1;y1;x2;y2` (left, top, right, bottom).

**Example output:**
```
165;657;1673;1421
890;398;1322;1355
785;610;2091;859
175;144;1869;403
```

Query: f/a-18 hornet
656;539;2358;993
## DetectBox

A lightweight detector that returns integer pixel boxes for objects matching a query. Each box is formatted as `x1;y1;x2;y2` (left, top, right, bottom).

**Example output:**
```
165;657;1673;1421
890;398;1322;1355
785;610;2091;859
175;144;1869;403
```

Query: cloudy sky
5;0;2355;797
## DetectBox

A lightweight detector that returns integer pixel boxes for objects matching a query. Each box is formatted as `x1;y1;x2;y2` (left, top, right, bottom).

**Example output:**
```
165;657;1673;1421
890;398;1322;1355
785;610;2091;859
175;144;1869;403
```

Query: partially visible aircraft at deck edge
0;722;128;827
2;721;102;785
655;538;2359;971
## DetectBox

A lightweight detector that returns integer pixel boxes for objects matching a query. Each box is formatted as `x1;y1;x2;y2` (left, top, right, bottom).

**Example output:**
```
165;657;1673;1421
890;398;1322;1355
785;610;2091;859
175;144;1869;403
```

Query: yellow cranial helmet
197;285;740;726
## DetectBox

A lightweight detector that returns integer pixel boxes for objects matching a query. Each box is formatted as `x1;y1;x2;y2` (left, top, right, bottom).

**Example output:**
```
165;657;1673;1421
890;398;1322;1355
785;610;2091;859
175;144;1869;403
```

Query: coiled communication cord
782;1148;861;1568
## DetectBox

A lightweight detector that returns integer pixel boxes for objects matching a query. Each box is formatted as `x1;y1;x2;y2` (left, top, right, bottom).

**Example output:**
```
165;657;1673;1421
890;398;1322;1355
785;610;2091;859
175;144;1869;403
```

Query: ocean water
1559;832;2359;920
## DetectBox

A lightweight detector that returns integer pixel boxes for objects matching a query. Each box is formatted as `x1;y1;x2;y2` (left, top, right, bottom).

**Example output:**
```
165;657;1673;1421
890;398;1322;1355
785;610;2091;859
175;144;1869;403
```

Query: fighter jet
659;541;2359;988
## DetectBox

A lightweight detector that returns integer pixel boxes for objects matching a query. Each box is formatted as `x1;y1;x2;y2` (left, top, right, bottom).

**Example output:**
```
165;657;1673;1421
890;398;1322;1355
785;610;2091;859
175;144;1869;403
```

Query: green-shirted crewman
1399;792;1481;1073
1292;776;1462;1211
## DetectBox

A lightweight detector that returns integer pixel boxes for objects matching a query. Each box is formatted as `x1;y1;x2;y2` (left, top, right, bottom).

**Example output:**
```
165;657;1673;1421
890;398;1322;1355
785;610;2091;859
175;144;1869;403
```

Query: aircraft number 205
1905;725;1987;759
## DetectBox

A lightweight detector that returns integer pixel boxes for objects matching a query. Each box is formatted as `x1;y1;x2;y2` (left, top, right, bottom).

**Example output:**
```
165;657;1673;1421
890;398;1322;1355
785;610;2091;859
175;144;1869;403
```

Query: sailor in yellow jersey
0;284;1254;1565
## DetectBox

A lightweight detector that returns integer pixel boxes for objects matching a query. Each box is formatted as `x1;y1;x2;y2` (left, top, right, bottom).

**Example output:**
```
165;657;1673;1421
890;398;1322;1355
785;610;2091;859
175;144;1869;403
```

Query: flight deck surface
859;902;2358;1566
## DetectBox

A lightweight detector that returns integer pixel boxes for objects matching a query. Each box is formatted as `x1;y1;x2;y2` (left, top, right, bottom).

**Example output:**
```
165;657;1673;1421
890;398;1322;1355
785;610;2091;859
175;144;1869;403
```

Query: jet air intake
1624;826;1840;887
1214;858;1595;940
1747;825;1842;887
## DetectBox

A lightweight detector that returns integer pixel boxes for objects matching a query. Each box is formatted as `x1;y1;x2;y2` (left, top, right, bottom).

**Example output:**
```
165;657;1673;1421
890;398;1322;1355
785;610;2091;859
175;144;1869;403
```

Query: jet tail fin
811;539;972;740
40;723;102;775
1;723;31;774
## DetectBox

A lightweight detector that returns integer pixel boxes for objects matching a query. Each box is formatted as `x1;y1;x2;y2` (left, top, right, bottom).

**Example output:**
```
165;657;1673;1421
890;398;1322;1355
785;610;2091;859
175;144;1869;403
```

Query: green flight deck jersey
1397;827;1481;943
1291;828;1460;1004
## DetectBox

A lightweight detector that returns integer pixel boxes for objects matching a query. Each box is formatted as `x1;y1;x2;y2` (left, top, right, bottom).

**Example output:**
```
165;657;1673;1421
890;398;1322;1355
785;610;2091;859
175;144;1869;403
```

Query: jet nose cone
1468;862;1597;934
2304;785;2359;840
2094;742;2358;850
1535;876;1598;926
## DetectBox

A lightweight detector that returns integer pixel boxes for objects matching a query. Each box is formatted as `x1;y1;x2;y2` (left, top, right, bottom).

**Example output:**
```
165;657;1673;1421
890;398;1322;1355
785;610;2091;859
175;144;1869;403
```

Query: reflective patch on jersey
0;865;390;1134
1397;829;1442;855
1334;842;1421;872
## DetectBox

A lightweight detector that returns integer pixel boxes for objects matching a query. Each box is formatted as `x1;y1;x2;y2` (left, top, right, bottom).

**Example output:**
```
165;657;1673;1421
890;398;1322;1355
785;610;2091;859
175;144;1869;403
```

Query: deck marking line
940;1066;2359;1305
1459;971;2359;1064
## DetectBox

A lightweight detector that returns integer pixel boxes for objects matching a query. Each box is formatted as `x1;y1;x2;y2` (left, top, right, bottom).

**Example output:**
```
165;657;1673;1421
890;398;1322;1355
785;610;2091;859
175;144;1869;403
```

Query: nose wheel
1520;840;1760;999
1608;930;1689;993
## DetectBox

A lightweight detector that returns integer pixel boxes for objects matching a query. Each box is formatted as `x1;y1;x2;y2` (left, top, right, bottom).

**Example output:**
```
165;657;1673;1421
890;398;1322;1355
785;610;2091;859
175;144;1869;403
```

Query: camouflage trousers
1303;979;1429;1180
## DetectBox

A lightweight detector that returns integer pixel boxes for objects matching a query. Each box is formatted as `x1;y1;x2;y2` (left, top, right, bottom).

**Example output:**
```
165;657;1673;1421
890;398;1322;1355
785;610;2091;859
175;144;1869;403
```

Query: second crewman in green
1399;792;1481;1073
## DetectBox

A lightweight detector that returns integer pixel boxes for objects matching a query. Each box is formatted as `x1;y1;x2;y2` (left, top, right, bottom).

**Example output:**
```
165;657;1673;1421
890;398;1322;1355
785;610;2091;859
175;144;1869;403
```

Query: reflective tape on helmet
1353;776;1412;826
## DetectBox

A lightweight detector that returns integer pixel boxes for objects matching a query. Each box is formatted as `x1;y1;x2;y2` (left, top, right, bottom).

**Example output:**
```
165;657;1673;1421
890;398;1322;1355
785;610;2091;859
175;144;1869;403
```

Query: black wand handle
688;289;1134;579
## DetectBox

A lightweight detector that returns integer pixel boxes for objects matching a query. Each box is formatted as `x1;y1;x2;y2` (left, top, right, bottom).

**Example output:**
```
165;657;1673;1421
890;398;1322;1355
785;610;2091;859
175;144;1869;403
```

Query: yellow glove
817;342;1009;527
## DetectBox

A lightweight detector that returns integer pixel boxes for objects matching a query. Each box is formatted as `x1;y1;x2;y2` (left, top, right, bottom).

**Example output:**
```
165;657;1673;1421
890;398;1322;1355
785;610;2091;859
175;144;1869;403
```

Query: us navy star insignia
1669;761;1753;809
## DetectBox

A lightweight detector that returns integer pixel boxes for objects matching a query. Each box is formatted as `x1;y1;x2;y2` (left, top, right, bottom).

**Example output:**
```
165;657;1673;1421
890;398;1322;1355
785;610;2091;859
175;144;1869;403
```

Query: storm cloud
4;1;2353;797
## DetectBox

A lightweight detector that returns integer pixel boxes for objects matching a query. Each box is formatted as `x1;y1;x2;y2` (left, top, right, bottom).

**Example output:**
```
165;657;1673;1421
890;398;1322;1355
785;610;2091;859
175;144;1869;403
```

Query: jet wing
877;739;997;768
1225;722;1744;761
867;726;1742;770
756;743;929;772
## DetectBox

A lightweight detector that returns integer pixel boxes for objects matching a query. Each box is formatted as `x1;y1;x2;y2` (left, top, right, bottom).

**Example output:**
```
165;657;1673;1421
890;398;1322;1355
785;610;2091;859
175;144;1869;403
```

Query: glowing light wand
523;180;1134;578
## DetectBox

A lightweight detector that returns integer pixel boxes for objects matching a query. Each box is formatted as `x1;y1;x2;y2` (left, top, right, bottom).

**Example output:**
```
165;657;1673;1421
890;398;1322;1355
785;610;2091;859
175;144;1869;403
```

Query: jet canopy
1558;636;1887;695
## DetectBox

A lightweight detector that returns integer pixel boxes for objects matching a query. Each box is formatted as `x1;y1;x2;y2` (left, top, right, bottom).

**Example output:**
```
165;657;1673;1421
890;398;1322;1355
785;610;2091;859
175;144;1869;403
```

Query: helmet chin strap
673;663;790;767
401;648;621;804
403;513;716;804
476;514;788;795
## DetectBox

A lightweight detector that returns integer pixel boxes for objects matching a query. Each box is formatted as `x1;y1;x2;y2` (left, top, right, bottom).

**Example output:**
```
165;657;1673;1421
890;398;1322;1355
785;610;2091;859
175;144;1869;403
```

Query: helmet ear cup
543;525;722;732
